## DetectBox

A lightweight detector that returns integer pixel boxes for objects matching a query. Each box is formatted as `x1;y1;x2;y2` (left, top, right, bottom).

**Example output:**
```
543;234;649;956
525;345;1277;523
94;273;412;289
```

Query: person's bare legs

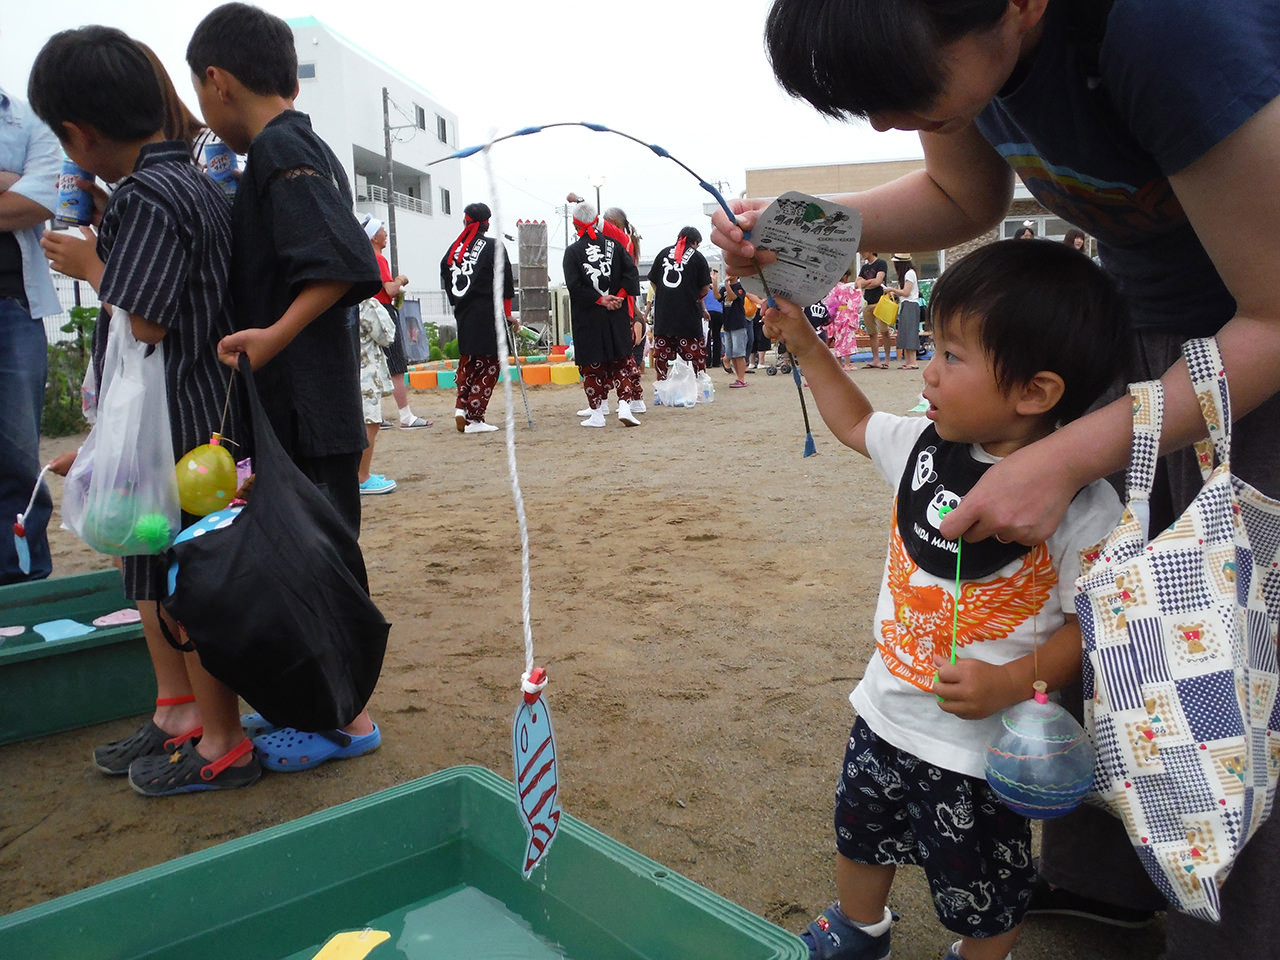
184;646;254;767
358;422;379;483
834;854;895;925
391;378;409;416
956;926;1020;960
732;355;747;380
138;601;201;734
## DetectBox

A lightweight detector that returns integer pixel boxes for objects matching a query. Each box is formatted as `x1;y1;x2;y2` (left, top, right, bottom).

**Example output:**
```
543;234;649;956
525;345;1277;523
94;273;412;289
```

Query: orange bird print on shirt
879;506;1056;692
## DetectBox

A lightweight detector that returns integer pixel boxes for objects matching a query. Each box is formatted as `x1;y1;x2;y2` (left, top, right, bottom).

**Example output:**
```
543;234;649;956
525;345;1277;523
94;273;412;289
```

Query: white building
288;16;462;306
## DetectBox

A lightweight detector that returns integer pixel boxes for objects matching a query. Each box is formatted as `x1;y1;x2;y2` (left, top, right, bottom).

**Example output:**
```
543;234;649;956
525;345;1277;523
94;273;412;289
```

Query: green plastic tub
0;570;152;745
0;765;806;960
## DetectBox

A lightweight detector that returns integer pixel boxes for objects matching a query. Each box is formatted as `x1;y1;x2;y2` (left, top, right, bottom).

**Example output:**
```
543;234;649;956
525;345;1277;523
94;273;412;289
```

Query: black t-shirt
440;234;514;357
722;281;748;331
230;111;381;459
647;243;711;340
859;258;888;304
0;232;25;304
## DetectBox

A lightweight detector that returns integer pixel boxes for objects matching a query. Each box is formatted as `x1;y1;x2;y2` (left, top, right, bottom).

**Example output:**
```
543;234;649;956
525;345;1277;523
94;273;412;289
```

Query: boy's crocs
128;739;261;796
252;724;381;772
92;720;202;776
801;905;892;960
359;475;397;495
240;712;277;739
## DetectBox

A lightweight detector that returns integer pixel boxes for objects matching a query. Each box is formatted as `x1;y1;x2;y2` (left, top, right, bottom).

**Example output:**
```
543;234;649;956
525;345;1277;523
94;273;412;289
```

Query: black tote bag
163;356;389;731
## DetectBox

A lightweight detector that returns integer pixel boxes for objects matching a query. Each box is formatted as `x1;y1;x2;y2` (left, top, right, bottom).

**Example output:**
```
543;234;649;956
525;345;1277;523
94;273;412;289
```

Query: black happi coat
563;232;639;366
647;243;711;340
440;234;515;356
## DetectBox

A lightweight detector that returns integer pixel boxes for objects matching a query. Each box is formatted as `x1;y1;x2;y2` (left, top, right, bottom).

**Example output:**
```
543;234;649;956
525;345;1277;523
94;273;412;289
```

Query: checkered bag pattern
1075;337;1280;923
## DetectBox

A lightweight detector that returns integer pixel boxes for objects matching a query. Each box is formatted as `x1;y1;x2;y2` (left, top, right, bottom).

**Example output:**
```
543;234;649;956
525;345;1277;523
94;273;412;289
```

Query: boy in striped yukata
29;26;259;794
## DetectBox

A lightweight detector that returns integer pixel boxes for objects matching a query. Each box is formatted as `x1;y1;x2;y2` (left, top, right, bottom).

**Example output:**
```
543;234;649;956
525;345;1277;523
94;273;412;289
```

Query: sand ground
1;359;1165;959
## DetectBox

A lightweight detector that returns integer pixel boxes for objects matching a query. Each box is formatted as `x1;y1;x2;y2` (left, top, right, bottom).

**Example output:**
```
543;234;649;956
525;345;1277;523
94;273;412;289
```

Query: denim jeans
0;297;51;583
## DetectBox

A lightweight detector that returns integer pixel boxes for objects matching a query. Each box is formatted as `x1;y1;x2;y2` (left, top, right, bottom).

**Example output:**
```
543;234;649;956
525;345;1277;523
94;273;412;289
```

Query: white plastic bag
655;357;698;408
696;369;715;404
63;307;180;555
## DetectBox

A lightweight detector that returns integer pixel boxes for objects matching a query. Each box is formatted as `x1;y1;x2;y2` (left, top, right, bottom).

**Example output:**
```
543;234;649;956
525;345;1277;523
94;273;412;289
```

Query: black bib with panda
896;424;1031;579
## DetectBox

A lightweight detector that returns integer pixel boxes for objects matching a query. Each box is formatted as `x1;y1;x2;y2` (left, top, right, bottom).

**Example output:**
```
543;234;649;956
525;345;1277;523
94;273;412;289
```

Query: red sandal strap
200;738;254;782
155;694;196;707
163;726;203;751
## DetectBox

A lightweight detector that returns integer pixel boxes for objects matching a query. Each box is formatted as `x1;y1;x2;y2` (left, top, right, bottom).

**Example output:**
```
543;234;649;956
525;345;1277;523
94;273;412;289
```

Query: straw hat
891;253;912;262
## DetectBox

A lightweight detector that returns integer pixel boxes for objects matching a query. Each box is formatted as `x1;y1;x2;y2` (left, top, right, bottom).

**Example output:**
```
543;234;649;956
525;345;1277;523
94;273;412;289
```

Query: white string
481;141;537;681
18;464;51;525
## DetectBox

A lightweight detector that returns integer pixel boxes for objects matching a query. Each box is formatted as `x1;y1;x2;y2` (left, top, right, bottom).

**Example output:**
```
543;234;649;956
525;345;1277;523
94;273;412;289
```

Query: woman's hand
710;199;777;276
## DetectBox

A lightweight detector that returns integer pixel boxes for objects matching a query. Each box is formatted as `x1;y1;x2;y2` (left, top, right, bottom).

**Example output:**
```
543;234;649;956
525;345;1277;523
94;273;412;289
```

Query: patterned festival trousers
455;354;500;423
580;357;643;409
652;335;707;380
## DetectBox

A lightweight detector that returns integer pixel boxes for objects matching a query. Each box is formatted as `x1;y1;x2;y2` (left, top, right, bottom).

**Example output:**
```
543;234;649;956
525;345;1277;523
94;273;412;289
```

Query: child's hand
761;298;818;355
932;656;1023;720
41;226;102;284
217;327;284;370
47;450;77;477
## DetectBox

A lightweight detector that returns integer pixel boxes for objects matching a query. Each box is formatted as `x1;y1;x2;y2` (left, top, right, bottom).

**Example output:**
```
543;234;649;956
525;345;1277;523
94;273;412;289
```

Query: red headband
572;216;598;240
448;215;488;266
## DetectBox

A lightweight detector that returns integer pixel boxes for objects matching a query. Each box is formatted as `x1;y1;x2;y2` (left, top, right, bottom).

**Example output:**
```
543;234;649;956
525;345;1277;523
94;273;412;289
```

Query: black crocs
92;721;201;776
128;739;261;797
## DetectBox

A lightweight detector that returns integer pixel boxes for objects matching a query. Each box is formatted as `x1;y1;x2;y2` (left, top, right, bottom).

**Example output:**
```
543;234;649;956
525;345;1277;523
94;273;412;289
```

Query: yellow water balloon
175;433;237;516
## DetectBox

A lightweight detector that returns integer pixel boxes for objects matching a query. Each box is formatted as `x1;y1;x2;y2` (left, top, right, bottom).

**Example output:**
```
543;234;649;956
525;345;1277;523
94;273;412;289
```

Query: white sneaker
577;400;608;417
463;421;498;434
580;408;607;428
629;399;646;413
455;408;466;433
617;400;641;427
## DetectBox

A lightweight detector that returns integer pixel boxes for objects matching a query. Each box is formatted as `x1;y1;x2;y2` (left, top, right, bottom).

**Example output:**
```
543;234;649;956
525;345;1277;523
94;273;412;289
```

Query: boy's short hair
187;2;298;99
677;226;703;245
28;26;164;142
765;0;1006;119
929;239;1132;424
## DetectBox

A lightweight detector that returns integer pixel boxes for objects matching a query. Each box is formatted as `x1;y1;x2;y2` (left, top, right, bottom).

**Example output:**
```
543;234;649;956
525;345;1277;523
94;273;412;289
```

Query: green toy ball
83;492;138;553
131;512;173;554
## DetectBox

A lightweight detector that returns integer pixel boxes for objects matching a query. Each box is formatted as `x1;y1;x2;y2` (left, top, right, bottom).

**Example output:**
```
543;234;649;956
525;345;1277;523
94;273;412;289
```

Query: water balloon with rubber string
175;432;237;517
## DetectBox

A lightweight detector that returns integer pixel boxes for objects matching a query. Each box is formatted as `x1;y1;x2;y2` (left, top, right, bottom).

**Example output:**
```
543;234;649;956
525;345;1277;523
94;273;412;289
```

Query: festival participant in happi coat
602;206;646;410
440;202;514;435
645;226;712;384
563;202;643;428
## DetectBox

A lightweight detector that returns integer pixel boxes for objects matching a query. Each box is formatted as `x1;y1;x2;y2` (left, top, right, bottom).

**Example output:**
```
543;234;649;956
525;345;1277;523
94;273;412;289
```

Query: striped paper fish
512;668;561;878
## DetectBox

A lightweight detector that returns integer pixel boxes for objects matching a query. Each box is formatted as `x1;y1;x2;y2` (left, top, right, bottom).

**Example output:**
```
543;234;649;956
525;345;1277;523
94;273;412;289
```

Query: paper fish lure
512;667;561;878
13;465;51;575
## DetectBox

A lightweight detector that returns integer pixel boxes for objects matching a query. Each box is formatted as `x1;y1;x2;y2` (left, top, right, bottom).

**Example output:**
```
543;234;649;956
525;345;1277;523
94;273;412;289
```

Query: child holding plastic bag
31;26;258;795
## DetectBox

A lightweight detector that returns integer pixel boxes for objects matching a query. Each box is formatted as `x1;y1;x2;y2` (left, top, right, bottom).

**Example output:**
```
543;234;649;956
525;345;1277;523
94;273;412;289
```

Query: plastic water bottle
203;143;238;198
55;158;93;225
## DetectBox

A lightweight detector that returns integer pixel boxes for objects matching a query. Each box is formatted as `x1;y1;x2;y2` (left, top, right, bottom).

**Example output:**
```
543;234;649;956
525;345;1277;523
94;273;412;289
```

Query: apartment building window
440;187;452;216
436;114;449;145
298;62;316;80
415;105;426;130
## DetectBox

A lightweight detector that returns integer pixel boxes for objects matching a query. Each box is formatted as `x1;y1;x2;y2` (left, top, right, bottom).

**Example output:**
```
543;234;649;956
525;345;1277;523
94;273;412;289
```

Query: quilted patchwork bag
1075;336;1280;922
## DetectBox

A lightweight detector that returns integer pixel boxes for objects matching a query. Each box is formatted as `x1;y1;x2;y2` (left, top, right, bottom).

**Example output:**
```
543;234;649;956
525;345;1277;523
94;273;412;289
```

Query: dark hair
929;240;1130;423
28;26;164;142
464;202;492;230
893;257;915;284
135;40;206;147
187;3;298;98
765;0;1007;119
1014;226;1035;240
1063;228;1088;249
677;226;702;245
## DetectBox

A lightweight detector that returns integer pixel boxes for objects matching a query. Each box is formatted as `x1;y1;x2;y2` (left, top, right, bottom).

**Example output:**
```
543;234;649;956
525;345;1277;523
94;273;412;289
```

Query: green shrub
442;338;460;360
429;345;443;361
42;305;98;437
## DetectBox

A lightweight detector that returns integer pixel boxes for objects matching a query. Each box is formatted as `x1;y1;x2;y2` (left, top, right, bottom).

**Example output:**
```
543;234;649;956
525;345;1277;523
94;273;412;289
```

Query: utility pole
381;86;399;276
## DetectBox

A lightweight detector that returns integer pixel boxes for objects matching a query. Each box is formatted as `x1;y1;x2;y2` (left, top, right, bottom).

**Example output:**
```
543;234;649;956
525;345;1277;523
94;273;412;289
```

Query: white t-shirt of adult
900;268;919;303
852;412;1121;779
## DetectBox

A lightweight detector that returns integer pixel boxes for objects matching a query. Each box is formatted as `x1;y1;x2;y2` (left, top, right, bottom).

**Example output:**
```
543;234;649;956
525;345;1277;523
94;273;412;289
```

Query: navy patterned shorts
834;716;1036;938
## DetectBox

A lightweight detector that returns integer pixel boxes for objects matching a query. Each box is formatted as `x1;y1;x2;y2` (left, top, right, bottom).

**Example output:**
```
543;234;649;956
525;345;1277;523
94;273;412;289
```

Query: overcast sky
0;1;923;257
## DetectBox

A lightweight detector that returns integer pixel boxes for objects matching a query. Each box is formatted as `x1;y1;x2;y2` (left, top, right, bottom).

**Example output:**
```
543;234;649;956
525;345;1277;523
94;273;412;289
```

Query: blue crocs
252;724;381;771
801;905;892;960
359;475;397;495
